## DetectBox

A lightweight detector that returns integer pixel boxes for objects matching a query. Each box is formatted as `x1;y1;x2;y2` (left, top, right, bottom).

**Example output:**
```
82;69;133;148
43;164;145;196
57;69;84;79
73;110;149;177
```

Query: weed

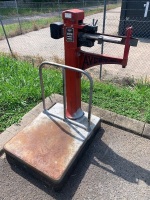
145;110;150;123
53;55;65;64
32;21;39;31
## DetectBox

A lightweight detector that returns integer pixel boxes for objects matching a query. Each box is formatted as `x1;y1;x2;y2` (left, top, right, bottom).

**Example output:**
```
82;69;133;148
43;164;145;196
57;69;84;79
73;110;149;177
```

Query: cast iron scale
4;9;138;190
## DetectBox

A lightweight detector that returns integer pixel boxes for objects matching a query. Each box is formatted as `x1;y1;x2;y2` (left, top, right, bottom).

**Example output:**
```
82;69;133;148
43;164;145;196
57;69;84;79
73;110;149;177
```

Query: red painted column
62;9;84;119
122;27;132;68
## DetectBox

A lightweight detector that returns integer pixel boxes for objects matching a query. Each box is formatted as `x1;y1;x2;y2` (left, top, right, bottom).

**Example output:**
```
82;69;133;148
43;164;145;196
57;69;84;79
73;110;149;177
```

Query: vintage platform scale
4;9;138;189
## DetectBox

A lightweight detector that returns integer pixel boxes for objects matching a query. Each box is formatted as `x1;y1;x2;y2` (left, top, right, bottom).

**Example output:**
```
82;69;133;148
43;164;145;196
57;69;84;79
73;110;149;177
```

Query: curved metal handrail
39;61;93;130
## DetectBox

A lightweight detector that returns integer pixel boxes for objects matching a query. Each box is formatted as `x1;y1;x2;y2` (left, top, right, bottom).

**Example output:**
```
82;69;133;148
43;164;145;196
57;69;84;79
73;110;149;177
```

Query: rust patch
4;116;76;181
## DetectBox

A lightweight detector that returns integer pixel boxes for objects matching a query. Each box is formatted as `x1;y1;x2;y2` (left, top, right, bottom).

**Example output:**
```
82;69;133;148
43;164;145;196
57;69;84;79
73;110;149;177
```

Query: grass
0;16;59;40
0;8;55;17
82;79;150;123
0;3;120;17
0;3;121;40
0;54;150;133
0;54;62;132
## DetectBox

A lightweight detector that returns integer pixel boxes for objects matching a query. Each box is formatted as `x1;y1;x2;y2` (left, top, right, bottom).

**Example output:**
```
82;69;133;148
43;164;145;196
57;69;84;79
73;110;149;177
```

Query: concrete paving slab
0;94;149;154
143;123;150;139
96;109;117;125
114;115;145;135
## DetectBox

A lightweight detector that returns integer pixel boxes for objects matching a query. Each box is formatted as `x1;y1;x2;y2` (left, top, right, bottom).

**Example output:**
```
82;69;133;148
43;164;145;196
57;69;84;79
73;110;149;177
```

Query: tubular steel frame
39;61;93;131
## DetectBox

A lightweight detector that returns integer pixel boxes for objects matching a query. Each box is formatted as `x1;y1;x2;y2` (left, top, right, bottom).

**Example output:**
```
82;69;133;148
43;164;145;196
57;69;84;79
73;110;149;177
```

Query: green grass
0;54;62;132
0;2;121;17
82;79;150;123
0;54;149;133
0;16;59;40
0;4;91;17
0;8;56;17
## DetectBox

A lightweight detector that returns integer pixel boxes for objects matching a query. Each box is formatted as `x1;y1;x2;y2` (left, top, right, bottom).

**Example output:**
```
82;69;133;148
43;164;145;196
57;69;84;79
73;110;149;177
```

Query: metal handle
39;61;93;130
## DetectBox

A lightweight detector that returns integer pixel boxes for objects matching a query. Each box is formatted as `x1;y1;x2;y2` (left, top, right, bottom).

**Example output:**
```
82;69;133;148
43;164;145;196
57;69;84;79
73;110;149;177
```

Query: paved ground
1;122;150;200
0;94;150;200
0;7;150;80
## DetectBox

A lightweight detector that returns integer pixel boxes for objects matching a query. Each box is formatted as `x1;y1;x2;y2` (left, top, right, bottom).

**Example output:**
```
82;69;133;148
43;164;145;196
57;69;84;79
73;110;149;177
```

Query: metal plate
4;103;100;184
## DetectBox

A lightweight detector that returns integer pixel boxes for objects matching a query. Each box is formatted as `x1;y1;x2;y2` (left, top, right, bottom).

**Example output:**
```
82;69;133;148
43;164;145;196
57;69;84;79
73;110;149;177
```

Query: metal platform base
4;103;101;189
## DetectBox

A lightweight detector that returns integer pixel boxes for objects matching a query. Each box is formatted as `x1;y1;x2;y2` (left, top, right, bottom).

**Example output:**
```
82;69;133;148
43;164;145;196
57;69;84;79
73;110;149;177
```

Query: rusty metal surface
4;103;100;183
4;116;76;181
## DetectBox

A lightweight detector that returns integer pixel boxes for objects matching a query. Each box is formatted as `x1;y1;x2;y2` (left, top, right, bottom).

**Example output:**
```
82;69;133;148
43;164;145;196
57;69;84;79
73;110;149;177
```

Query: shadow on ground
5;127;150;199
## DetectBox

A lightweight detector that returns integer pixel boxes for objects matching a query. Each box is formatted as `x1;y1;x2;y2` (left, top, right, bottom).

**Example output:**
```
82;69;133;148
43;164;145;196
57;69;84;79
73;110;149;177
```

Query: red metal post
61;9;135;120
122;27;133;68
62;9;84;119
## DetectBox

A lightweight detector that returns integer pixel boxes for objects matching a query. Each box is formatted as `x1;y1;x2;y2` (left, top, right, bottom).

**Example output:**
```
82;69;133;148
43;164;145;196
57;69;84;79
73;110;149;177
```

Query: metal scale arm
78;27;138;70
